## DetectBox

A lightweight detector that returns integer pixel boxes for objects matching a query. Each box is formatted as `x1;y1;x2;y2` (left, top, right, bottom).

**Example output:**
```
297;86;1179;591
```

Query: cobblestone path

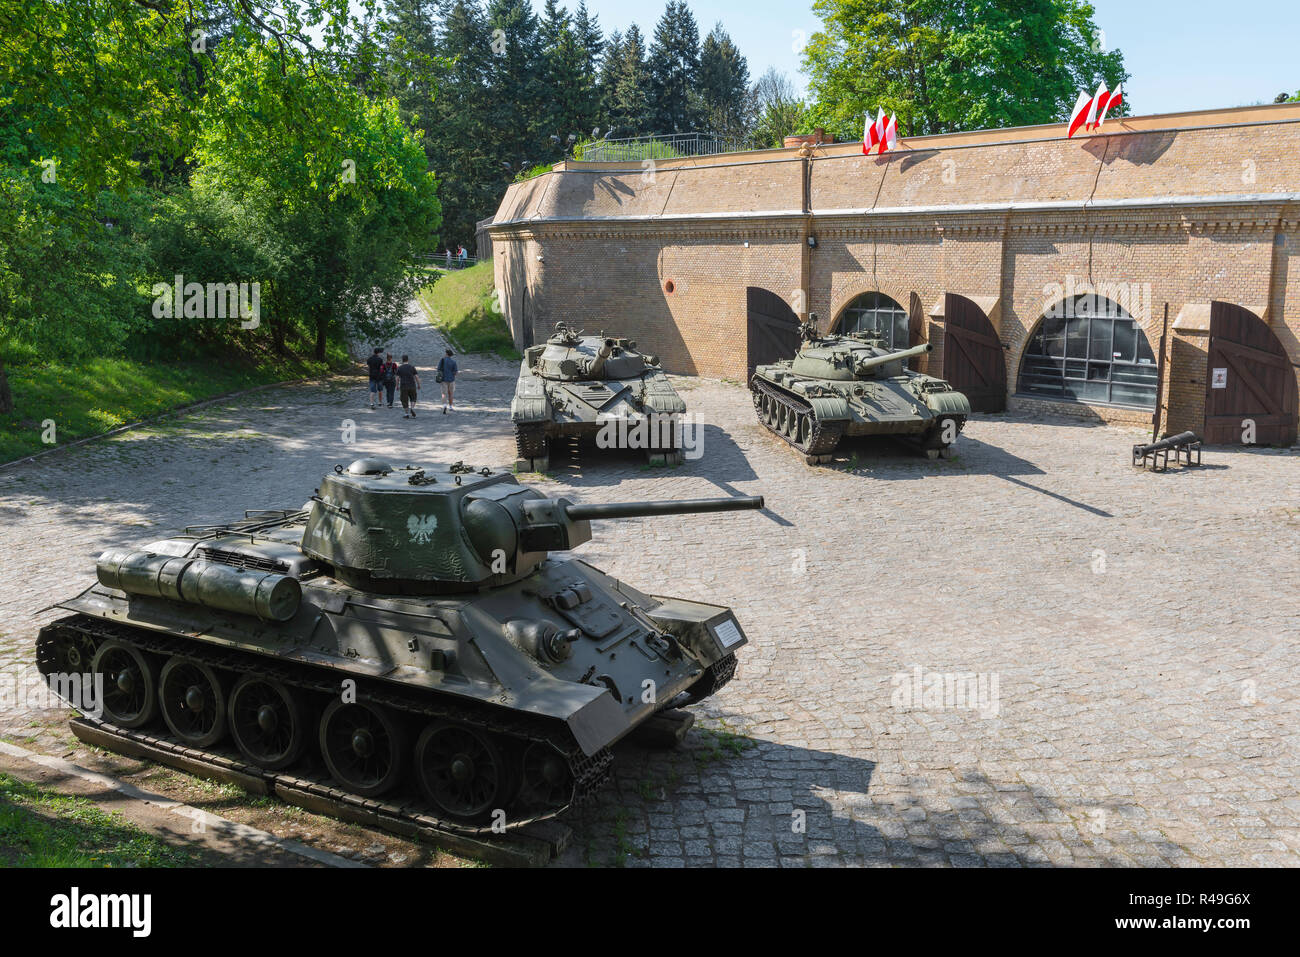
1;301;1296;866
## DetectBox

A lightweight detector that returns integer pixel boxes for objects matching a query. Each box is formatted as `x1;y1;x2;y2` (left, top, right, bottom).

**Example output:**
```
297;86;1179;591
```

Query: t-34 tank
750;320;972;464
512;322;687;471
35;459;762;825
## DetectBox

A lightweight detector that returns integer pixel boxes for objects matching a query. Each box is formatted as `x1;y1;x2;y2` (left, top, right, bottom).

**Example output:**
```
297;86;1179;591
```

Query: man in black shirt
397;355;420;417
365;347;384;409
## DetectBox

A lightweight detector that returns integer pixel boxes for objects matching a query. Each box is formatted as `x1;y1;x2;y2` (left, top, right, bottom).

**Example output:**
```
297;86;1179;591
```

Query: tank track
36;614;613;836
678;652;738;704
913;414;968;457
750;376;846;461
514;422;549;460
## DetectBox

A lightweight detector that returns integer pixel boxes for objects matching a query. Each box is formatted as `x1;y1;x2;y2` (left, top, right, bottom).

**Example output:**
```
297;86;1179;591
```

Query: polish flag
1093;88;1112;127
1067;90;1092;138
862;113;873;154
1097;83;1122;126
880;114;898;154
1085;82;1107;130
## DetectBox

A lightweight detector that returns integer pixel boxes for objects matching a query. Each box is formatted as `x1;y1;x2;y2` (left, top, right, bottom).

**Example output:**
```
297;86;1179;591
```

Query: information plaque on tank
711;617;745;650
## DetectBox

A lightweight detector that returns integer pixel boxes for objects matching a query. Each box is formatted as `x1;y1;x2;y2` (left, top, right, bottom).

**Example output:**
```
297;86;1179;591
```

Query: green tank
511;322;687;471
750;320;972;464
34;459;762;825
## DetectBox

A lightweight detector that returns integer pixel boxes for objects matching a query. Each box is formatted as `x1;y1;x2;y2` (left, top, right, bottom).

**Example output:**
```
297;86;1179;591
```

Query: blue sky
564;0;1300;115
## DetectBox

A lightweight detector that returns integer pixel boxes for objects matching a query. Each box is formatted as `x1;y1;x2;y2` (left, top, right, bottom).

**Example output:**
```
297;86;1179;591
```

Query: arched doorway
943;293;1006;413
1204;301;1298;445
746;287;800;376
835;291;910;349
1017;293;1157;409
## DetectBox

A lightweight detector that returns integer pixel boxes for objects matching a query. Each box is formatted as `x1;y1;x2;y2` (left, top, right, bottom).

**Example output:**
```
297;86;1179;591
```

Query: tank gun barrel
585;337;617;378
855;342;932;370
565;496;764;521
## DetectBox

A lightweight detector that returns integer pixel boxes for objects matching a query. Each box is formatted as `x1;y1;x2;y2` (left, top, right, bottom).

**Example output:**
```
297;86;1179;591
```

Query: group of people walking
366;347;458;417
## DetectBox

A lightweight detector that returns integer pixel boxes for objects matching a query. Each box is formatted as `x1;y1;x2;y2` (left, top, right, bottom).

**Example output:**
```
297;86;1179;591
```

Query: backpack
382;363;396;385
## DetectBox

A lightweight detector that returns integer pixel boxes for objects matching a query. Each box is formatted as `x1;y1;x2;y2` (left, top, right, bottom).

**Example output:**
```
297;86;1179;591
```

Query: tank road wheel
228;676;309;771
320;699;408;798
796;413;813;449
37;626;98;681
159;657;228;748
518;741;574;813
91;640;160;729
414;721;516;823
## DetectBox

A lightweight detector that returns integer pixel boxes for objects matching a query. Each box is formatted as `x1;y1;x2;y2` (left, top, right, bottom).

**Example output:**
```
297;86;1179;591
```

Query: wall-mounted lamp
807;236;818;248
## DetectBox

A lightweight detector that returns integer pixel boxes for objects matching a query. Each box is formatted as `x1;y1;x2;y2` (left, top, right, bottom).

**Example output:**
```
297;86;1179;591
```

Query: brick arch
827;287;915;334
1013;293;1160;409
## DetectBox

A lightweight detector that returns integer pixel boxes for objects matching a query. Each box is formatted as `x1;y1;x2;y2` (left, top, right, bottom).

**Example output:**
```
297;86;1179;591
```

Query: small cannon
1132;431;1202;472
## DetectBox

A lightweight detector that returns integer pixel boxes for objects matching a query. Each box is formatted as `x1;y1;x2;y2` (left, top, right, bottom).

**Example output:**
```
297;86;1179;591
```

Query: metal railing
418;254;479;270
578;132;746;162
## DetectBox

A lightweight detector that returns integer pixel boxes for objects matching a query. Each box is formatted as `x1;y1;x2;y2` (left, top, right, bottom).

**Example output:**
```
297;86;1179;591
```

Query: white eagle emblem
407;514;437;544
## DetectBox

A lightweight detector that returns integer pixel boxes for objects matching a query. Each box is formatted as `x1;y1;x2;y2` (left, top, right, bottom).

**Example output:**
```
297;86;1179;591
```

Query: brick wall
488;107;1300;442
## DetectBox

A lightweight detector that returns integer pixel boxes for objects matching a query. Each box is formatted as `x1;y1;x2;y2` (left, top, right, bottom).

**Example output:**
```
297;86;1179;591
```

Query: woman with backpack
381;353;398;408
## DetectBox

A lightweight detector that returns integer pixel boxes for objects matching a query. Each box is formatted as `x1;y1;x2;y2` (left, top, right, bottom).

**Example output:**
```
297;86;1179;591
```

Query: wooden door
746;288;800;376
942;293;1006;413
1204;301;1298;445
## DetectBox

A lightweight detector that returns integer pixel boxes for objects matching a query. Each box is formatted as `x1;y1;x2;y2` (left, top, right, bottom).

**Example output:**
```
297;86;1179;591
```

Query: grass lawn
417;262;520;360
0;772;204;867
0;352;333;464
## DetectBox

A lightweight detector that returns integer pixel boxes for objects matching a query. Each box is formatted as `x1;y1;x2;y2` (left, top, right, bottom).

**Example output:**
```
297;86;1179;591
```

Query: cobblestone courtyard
1;306;1297;866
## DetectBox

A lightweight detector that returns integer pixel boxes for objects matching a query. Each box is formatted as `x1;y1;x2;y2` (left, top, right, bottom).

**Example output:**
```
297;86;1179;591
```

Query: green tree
540;2;597;144
697;24;750;141
648;1;701;133
572;1;605;79
604;25;654;137
191;37;441;358
803;0;1127;139
748;68;807;150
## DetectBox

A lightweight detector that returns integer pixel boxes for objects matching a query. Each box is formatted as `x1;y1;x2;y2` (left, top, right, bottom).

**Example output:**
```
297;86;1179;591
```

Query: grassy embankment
0;347;338;464
417;261;520;359
0;772;203;867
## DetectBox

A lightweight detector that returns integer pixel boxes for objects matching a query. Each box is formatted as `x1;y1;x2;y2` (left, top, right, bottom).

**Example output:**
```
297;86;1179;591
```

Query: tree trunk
314;312;328;361
0;360;12;415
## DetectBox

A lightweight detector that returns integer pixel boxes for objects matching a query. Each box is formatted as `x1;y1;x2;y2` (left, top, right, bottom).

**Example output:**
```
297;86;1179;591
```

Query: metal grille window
1017;296;1158;408
838;292;909;349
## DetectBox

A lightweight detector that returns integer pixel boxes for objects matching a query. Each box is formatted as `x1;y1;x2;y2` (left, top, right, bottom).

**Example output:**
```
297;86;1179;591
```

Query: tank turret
301;459;761;594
